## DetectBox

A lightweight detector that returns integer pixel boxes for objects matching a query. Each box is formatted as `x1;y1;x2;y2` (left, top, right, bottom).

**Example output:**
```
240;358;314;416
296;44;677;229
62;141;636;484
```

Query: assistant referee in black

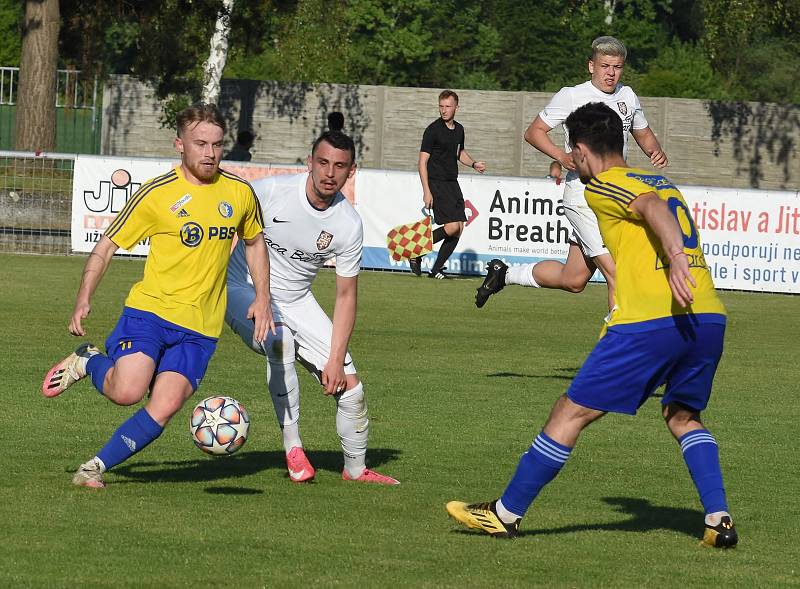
411;90;486;279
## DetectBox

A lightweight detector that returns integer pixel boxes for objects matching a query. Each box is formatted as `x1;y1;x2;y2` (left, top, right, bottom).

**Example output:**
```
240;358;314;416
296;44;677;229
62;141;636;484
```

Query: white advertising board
71;157;800;293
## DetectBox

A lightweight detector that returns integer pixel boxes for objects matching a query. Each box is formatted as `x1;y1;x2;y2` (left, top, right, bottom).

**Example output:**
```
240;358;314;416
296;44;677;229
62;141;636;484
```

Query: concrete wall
101;75;800;191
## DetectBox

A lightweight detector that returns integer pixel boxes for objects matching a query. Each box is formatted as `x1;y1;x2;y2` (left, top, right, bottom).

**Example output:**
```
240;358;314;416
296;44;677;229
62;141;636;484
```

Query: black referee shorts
430;179;466;224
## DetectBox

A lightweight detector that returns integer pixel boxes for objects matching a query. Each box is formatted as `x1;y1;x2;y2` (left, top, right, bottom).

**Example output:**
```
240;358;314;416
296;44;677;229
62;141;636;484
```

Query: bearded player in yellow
447;102;737;548
42;104;274;488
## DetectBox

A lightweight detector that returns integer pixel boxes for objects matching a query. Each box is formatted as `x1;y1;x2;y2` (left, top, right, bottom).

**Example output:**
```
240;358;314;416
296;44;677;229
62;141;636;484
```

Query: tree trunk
15;0;60;153
201;0;234;105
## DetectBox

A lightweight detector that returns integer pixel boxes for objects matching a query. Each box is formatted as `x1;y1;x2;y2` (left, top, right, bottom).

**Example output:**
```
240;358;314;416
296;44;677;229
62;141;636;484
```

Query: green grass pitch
1;253;798;588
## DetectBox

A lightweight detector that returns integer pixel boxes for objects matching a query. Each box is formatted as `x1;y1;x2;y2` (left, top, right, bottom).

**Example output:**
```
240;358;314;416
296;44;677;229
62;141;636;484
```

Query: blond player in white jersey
226;131;399;486
475;36;668;313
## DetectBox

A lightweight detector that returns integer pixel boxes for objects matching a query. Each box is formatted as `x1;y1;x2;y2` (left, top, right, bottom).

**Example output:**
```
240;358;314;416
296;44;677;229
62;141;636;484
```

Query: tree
15;0;59;152
201;0;235;104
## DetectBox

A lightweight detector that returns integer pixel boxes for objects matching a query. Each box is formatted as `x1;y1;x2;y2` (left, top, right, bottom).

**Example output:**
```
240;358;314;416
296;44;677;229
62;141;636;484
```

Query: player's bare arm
70;235;119;336
630;193;696;307
243;234;275;343
322;274;358;395
524;116;575;171
418;151;433;209
459;149;486;173
631;127;668;168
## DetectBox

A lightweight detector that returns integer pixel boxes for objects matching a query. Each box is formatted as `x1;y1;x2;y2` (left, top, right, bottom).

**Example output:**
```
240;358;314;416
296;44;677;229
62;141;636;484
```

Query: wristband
471;162;476;169
668;249;687;260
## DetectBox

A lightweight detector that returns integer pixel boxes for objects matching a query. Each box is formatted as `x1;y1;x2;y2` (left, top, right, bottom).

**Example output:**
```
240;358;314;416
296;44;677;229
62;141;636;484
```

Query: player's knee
107;383;147;406
562;278;587;293
264;325;295;364
337;382;367;417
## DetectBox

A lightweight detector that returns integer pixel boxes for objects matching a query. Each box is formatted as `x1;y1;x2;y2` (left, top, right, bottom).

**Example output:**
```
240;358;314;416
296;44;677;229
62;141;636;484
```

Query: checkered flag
386;216;433;261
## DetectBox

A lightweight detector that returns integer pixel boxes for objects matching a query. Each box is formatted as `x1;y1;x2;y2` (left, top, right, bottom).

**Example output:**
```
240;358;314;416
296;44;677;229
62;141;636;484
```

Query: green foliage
626;41;730;99
47;0;800;106
0;0;21;66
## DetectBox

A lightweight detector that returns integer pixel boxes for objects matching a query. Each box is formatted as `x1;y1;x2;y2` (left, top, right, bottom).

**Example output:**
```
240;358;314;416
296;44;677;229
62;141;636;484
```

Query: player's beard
188;159;219;183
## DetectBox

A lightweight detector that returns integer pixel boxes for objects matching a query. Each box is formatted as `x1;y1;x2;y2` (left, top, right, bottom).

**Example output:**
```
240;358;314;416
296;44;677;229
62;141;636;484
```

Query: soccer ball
189;396;250;455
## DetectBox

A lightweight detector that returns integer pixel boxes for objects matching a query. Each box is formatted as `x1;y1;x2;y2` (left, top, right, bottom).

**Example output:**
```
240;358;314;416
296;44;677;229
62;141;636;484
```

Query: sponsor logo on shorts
218;201;234;218
316;231;333;250
170;193;192;213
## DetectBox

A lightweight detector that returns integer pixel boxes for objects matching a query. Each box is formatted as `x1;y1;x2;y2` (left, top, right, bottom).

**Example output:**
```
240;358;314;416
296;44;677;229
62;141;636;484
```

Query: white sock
705;511;731;526
267;361;302;452
506;263;540;288
92;456;107;473
336;383;368;478
495;498;522;524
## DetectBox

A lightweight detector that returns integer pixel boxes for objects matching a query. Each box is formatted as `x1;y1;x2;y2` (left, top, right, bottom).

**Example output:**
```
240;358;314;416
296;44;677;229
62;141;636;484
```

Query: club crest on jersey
616;101;628;116
169;193;192;213
180;222;204;247
316;231;334;250
218;201;233;218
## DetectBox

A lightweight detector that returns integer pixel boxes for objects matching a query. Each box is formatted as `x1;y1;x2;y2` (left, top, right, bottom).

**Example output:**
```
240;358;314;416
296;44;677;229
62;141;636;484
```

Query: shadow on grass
488;367;580;380
205;486;264;495
110;448;401;484
454;497;702;539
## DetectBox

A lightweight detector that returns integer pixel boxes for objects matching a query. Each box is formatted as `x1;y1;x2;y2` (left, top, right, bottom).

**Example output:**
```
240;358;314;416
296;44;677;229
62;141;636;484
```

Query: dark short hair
327;111;345;132
565;102;624;157
312;130;356;163
176;103;226;137
438;89;459;104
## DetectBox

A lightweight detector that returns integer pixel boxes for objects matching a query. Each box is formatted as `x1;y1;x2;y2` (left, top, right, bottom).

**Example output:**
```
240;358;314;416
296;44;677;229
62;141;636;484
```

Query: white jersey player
226;131;399;485
475;36;668;313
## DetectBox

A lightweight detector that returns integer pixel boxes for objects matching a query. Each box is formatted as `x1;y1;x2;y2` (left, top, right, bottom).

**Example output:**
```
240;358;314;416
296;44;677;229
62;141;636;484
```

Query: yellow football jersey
584;167;726;326
105;166;264;337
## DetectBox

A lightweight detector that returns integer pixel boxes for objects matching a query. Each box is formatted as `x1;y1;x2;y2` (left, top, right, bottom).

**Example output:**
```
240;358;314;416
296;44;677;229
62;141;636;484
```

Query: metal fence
0;151;75;255
0;67;101;154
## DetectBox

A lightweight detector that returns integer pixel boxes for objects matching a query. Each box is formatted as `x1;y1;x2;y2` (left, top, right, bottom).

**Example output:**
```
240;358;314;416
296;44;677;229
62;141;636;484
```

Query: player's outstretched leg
475;259;508;308
446;500;520;538
42;343;100;397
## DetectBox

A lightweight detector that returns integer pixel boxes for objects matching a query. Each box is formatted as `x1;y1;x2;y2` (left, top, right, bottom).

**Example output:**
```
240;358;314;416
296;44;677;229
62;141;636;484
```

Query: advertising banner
356;168;578;278
70;156;307;255
682;185;800;293
71;157;799;293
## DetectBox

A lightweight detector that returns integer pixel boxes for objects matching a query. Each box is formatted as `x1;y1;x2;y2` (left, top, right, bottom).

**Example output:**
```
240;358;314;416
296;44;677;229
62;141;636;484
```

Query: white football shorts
562;181;609;259
226;284;357;378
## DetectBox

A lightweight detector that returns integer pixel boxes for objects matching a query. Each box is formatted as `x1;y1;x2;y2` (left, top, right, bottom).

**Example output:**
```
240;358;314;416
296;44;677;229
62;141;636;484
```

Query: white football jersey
228;173;363;303
539;81;649;204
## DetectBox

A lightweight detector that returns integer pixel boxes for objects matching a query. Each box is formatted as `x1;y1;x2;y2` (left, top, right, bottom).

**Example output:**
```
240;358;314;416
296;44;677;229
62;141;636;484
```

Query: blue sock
86;353;114;395
679;429;728;514
96;408;164;471
500;432;573;517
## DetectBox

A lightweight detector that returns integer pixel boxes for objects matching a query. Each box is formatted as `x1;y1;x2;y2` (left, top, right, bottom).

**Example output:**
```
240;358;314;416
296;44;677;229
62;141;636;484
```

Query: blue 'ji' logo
218;201;233;218
181;222;204;247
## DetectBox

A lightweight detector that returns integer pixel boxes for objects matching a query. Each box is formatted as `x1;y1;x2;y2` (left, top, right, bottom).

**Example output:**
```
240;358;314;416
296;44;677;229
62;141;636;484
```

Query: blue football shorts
567;315;726;415
105;308;217;391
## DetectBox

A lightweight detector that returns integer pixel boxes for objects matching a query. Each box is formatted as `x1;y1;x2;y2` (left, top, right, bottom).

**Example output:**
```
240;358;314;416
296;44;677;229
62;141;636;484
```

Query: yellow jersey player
447;102;737;549
43;104;274;489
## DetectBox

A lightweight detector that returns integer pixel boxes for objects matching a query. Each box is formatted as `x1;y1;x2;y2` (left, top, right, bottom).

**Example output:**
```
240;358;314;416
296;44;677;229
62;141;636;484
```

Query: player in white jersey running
475;36;668;312
226;131;399;485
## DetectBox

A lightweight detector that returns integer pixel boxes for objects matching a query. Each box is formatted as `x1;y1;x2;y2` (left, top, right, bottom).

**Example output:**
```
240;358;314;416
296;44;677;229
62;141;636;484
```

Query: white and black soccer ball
189;396;250;455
